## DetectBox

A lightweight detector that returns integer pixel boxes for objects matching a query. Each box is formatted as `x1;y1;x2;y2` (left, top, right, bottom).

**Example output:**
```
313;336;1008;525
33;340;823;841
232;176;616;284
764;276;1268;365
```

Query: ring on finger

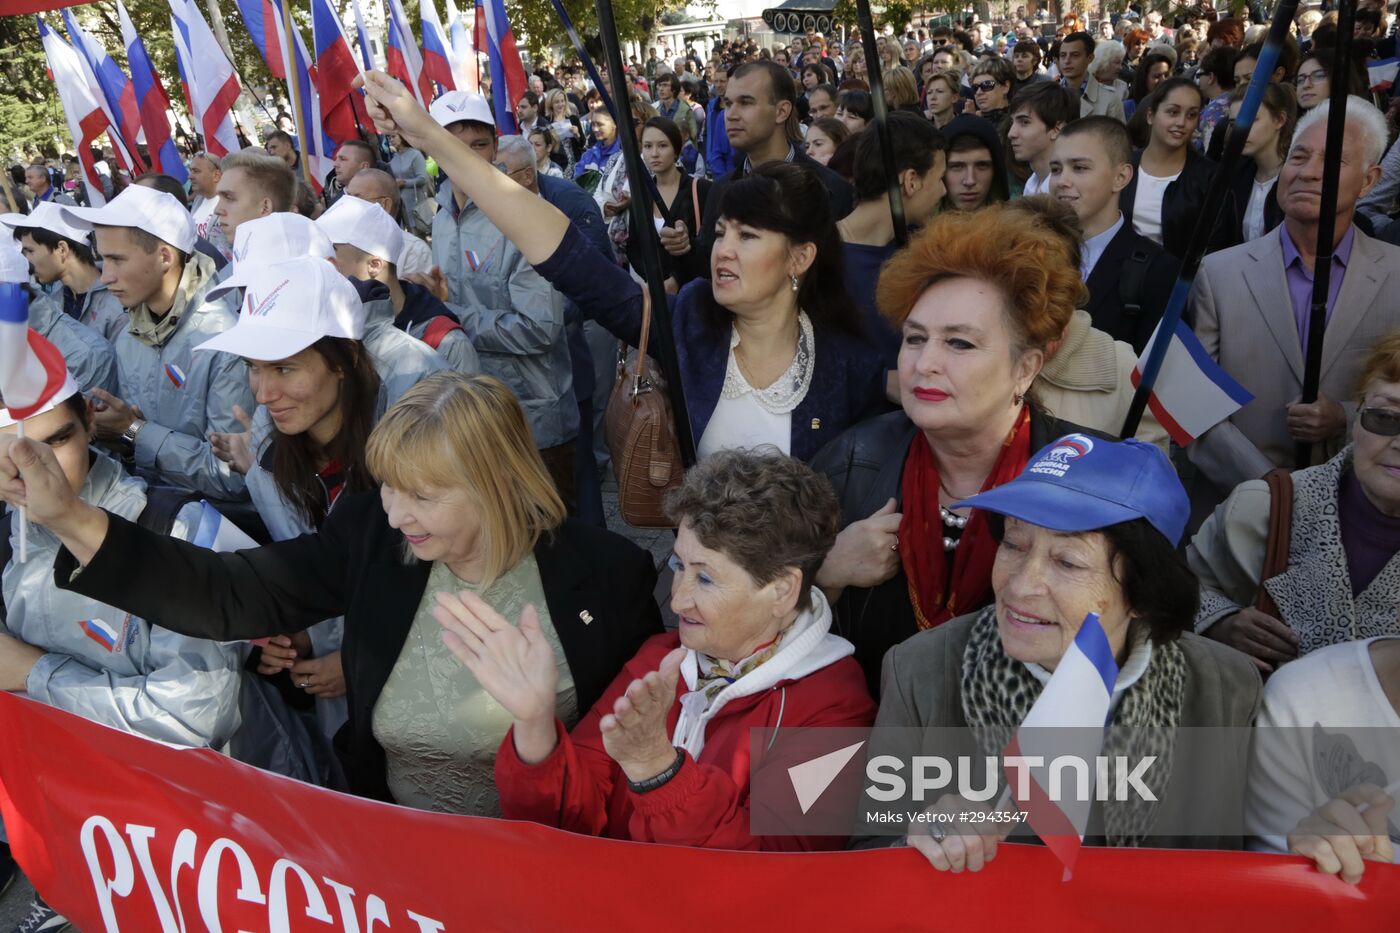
299;679;311;688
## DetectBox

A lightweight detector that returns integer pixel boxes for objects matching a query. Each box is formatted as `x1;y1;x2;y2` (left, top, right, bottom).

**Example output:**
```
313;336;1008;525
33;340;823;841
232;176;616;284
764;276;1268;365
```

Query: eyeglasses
1360;408;1400;437
972;80;1000;93
1296;70;1328;87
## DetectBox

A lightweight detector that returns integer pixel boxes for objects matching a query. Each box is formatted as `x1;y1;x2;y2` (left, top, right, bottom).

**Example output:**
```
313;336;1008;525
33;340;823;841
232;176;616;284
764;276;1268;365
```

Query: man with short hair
264;130;301;172
58;186;253;500
316;195;478;375
188;153;227;257
700;60;854;262
326;139;375;207
2;202;126;342
1190;97;1400;515
515;90;548;134
808;83;838;120
212;150;297;246
703;65;736;179
425;93;580;506
654;73;698;143
26;163;74;209
345;168;434;277
1050;116;1176;352
1007;81;1076;196
941;116;1007;212
1058;31;1127;121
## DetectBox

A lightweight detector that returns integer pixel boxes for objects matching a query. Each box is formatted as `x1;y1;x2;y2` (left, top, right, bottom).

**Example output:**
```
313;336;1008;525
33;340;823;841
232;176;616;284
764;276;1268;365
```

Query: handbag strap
690;176;701;232
630;287;653;388
1254;468;1294;617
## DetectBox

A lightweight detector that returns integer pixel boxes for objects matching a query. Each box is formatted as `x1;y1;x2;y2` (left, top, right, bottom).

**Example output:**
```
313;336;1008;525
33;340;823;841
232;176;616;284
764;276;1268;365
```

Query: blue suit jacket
538;174;612;400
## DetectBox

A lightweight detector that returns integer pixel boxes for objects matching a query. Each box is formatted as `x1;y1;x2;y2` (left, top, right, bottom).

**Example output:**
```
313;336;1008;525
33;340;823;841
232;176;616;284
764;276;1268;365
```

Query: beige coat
1035;309;1170;453
1080;76;1127;121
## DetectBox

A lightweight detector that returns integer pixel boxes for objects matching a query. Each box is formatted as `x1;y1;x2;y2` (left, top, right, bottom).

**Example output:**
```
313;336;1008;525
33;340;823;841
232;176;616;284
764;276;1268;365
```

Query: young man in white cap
0;202;126;342
424;90;581;507
343;167;435;277
58;185;253;502
316;195;478;375
0;237;116;400
0;340;246;933
212;211;445;414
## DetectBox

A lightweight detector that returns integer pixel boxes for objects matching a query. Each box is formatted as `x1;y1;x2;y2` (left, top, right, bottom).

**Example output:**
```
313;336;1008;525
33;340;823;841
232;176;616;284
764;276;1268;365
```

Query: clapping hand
209;405;254;474
90;388;141;440
599;646;686;783
434;590;559;723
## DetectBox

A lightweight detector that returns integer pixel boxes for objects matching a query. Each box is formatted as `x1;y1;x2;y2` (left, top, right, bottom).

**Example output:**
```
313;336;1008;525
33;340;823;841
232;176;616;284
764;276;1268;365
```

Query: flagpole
15;421;26;564
279;0;318;191
1295;0;1356;468
853;0;907;246
1119;0;1301;439
591;0;696;467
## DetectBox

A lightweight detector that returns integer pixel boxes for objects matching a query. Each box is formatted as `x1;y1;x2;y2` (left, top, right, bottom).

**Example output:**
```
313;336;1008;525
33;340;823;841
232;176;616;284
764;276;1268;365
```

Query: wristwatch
627;748;686;794
121;417;146;448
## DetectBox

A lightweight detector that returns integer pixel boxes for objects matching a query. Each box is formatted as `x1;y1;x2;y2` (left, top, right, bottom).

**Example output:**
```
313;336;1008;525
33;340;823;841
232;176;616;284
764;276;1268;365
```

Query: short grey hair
1090;39;1125;74
1290;96;1388;168
496;135;535;172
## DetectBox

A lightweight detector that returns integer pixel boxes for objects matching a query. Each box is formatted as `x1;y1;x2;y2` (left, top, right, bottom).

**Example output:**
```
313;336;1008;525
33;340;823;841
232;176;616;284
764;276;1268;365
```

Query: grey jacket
114;253;254;499
401;316;480;374
852;611;1261;852
2;453;241;748
68;279;128;344
29;291;118;396
432;181;578;448
362;295;448;415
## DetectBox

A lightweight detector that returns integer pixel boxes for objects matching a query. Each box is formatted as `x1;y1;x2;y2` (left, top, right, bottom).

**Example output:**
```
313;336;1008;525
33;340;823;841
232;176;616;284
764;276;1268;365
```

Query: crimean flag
1001;612;1118;881
36;16;108;207
168;0;240;157
385;0;432;107
311;0;371;145
443;0;478;91
420;0;459;92
1369;57;1398;92
0;303;78;424
117;0;187;184
1131;319;1254;447
60;8;145;175
478;0;528;133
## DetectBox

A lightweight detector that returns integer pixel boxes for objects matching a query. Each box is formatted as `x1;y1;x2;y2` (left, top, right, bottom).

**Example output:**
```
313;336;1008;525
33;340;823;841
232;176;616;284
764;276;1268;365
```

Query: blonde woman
882;66;921;113
4;372;664;813
544;87;583;165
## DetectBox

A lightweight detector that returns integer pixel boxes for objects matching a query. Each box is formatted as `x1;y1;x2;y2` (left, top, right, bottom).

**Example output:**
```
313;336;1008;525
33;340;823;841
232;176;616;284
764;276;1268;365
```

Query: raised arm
358;72;569;267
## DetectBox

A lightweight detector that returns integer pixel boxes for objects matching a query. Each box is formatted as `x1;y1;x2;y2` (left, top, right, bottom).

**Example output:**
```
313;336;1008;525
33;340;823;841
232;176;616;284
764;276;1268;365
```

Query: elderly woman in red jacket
433;450;877;850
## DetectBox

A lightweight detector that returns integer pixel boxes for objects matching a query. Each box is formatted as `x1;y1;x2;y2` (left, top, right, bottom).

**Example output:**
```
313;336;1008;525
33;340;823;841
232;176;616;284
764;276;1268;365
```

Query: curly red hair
875;205;1086;352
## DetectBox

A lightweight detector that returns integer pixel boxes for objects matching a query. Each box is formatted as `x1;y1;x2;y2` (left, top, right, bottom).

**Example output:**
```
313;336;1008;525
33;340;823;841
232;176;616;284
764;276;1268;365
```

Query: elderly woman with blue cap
852;435;1262;871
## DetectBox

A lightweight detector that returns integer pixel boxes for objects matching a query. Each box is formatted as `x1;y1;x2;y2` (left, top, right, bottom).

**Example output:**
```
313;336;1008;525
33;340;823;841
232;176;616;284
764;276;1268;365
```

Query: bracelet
627;748;686;794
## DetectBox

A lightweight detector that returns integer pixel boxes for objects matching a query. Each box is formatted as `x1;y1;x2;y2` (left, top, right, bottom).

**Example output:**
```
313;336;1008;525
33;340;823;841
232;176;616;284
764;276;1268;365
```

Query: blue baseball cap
954;435;1189;546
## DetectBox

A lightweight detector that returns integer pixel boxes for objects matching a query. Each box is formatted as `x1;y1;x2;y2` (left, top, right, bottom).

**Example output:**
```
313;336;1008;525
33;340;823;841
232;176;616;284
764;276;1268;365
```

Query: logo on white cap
1030;434;1095;478
245;279;293;318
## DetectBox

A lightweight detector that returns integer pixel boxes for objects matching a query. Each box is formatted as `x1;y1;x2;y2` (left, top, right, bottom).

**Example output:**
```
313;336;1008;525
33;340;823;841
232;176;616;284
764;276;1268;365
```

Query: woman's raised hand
599;646;686;783
433;589;559;725
354;71;442;154
208;404;254;475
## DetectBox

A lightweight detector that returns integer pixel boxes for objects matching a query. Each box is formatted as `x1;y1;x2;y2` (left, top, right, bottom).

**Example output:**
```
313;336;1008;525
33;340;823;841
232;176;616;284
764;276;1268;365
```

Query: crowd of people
1;1;1400;928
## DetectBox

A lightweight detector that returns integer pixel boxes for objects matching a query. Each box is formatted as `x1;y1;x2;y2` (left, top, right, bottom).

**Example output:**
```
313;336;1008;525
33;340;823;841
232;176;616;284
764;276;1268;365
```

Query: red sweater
495;631;876;850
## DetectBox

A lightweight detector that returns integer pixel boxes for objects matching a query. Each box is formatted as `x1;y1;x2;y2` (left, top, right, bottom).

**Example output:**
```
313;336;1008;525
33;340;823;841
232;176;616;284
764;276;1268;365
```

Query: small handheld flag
1130;319;1254;447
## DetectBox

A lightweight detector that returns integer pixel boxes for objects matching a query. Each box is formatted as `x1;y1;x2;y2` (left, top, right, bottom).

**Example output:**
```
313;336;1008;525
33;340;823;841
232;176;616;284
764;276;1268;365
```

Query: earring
790;274;800;292
1014;391;1025;407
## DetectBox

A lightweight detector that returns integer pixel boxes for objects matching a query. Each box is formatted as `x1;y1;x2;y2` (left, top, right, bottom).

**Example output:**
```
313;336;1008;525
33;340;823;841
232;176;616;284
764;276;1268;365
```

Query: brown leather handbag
604;288;685;528
1254;469;1294;619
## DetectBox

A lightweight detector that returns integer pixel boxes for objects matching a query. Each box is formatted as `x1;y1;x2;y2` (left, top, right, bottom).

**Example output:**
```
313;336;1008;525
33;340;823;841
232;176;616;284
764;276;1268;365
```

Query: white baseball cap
430;91;495;129
0;238;28;283
195;257;365;361
208;213;334;298
315;196;403;264
59;185;196;254
0;202;91;245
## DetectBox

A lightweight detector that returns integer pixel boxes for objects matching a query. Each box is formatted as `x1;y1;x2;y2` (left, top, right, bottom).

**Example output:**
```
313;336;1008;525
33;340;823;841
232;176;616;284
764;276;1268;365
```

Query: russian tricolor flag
1002;612;1117;880
61;8;145;176
385;0;432;108
0;288;78;423
420;0;459;93
477;0;528;133
239;0;287;79
36;18;108;208
79;618;123;652
118;0;187;184
1131;319;1254;447
351;0;376;72
443;0;479;92
311;0;370;146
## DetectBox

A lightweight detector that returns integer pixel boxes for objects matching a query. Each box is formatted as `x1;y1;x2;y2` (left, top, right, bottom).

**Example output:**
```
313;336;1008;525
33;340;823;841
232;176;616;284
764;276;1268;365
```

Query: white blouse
696;311;815;459
1131;169;1180;245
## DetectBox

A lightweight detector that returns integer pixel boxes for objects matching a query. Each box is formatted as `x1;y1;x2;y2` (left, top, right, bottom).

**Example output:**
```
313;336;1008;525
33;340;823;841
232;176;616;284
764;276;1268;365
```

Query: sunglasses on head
1360;407;1400;437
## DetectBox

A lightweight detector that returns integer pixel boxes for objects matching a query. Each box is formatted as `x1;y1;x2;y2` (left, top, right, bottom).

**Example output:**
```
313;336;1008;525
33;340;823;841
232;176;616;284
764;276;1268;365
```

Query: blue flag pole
1119;0;1302;439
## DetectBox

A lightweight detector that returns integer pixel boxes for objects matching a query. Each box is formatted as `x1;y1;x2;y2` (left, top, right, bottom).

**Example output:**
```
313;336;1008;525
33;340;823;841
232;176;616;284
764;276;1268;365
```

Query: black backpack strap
1119;247;1153;324
0;511;11;623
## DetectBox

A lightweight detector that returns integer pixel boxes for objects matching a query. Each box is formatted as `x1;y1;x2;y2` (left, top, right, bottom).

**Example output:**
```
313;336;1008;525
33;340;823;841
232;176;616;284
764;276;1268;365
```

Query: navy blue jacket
534;223;887;461
539;173;613;402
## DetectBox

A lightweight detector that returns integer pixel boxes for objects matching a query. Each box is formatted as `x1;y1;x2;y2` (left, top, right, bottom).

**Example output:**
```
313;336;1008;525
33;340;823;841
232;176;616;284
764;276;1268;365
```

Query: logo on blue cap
1029;433;1096;478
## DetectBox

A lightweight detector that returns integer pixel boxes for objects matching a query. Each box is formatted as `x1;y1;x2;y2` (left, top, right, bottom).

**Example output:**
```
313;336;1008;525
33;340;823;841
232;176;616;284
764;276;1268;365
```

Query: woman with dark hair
801;63;828;100
851;437;1261;866
1194;45;1238;154
353;72;885;462
804;117;850;167
836;89;874;134
1120;77;1214;256
1219;82;1296;246
1124;50;1174;120
1295;47;1370;113
811;206;1102;693
626;117;711;288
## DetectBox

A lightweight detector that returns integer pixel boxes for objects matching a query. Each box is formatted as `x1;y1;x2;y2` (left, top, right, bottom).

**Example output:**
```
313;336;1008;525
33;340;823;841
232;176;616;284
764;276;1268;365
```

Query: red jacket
495;631;876;850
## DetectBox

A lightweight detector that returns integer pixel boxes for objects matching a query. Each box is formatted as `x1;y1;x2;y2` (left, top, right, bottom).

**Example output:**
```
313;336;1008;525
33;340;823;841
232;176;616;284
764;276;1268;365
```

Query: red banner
0;691;1395;931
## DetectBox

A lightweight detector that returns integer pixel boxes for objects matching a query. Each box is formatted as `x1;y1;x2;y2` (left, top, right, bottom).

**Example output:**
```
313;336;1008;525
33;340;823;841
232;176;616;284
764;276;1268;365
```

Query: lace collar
721;311;815;414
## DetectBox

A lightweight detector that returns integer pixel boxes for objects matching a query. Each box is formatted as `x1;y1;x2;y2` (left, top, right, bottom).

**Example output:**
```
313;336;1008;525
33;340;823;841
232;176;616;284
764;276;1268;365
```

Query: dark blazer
810;407;1110;696
55;491;663;802
698;148;855;266
1120;147;1219;258
534;223;887;462
625;172;713;287
1216;158;1284;251
1084;221;1180;353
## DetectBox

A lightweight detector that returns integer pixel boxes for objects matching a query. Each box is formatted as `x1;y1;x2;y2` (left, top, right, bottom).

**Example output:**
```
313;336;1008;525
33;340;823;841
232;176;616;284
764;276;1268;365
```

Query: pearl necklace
940;505;969;551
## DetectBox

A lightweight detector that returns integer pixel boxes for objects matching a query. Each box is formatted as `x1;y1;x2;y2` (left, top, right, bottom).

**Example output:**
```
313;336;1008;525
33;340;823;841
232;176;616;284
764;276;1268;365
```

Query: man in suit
1190;96;1400;516
698;60;854;268
1056;32;1127;121
1050;117;1176;353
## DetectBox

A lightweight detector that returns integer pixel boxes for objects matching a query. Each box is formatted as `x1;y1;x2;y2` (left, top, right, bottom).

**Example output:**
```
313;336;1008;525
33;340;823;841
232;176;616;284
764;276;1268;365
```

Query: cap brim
195;325;321;361
954;479;1141;534
56;204;105;230
0;213;29;230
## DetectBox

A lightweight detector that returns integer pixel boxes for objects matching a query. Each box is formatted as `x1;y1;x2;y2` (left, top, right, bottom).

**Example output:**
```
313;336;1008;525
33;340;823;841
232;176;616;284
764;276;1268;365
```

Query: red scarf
898;407;1032;631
